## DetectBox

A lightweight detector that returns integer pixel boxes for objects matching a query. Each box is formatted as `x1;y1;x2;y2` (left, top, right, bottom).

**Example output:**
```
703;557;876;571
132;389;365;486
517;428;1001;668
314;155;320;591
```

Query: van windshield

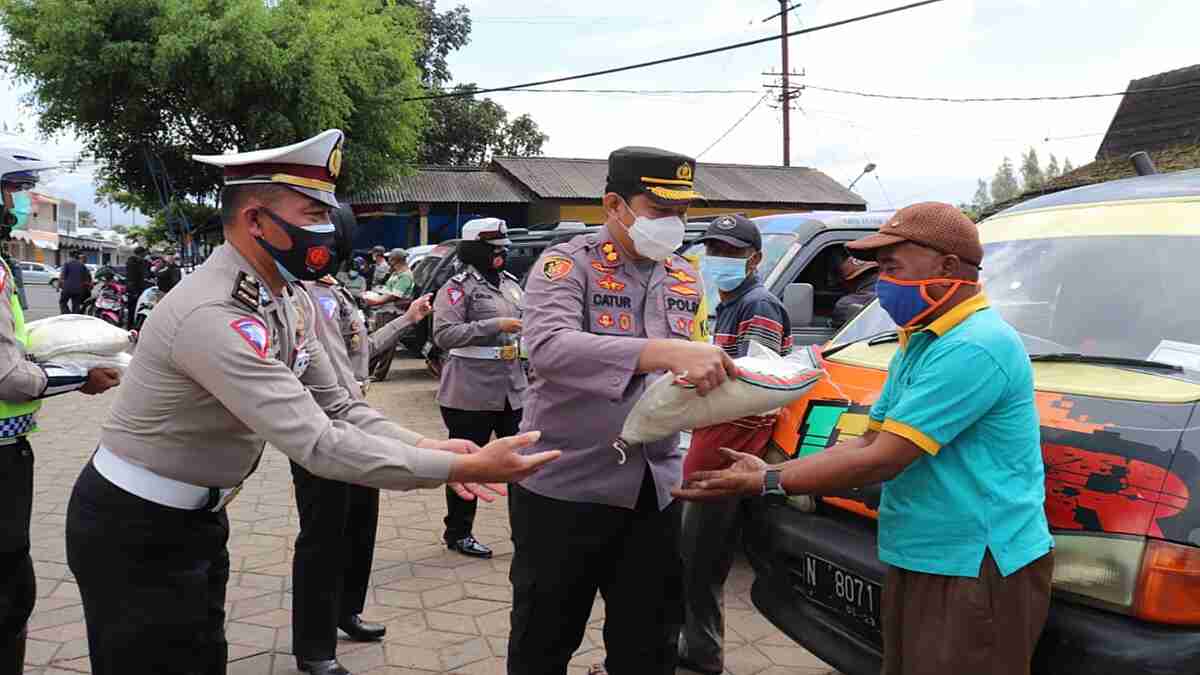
684;232;798;315
831;236;1200;368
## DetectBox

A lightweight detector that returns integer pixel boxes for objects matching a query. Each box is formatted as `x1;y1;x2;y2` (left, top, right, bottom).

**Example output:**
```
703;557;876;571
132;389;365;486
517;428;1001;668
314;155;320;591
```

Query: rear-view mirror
784;283;814;329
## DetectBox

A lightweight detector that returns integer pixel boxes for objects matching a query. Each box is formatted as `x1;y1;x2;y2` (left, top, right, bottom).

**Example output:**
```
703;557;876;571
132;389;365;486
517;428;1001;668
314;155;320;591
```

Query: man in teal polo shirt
673;202;1054;675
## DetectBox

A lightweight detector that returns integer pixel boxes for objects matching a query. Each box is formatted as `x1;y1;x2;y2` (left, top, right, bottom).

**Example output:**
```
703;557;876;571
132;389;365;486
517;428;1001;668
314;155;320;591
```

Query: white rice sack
50;351;134;372
362;291;390;304
26;315;134;363
615;348;823;451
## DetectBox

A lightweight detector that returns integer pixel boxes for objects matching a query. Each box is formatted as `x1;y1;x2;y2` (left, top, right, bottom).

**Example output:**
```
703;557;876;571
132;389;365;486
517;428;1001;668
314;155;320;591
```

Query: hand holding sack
614;345;823;464
26;315;135;371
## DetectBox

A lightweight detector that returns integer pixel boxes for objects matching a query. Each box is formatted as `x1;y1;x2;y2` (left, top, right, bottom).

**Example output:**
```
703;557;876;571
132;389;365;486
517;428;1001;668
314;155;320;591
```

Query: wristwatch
761;468;787;504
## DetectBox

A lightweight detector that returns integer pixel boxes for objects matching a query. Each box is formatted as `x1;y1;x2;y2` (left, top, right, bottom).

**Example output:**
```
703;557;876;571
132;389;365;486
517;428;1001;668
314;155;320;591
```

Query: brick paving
22;358;837;675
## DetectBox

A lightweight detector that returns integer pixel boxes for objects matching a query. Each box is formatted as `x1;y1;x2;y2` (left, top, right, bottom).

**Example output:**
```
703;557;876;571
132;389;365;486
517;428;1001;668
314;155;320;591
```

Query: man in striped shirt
679;214;791;675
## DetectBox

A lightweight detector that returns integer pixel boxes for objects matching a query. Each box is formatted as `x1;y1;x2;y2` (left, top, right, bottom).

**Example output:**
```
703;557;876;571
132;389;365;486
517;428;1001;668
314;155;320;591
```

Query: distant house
345;156;866;248
983;63;1200;217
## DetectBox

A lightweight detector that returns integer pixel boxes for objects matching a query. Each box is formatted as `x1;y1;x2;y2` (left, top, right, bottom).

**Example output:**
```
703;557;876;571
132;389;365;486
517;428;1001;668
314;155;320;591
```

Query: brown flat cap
845;202;984;267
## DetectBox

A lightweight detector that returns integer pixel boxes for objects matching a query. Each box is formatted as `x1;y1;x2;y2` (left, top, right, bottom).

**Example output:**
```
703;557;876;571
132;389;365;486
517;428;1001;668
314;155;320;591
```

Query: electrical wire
402;0;947;102
504;88;761;95
696;94;771;159
802;82;1200;103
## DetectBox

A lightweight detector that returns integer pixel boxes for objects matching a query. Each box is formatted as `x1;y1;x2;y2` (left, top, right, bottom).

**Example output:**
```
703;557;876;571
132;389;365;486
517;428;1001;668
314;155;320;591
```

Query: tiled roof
345;167;531;205
1097;63;1200;160
492;156;866;208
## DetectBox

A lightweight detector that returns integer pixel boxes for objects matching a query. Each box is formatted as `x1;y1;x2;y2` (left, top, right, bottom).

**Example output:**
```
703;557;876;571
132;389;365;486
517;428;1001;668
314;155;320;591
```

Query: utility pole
763;2;802;166
780;1;791;167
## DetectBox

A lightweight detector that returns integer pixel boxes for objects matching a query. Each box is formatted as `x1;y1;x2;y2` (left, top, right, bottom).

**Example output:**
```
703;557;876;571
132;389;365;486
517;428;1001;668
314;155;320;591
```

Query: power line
802;82;1200;103
504;88;760;95
403;0;946;102
697;94;770;159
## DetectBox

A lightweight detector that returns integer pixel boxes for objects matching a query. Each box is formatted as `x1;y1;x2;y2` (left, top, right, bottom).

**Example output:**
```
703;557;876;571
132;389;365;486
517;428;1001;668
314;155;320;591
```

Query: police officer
292;207;436;675
511;147;735;675
434;218;527;559
63;130;559;675
0;146;121;673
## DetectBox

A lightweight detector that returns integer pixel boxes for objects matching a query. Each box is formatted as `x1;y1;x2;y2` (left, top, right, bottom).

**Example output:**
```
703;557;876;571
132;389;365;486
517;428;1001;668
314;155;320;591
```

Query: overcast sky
0;0;1194;221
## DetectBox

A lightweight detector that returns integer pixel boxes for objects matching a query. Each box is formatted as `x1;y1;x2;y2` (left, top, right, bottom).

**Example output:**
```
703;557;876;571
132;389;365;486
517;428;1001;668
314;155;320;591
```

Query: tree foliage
419;86;547;166
1020;147;1043;191
990;157;1020;203
970;179;991;212
1062;157;1075;174
399;0;471;88
0;0;428;213
1045;153;1060;180
78;210;96;228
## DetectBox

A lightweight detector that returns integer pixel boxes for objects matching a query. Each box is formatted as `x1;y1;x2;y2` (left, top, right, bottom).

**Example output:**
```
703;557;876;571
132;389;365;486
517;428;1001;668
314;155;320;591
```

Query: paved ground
23;284;63;322
21;357;837;675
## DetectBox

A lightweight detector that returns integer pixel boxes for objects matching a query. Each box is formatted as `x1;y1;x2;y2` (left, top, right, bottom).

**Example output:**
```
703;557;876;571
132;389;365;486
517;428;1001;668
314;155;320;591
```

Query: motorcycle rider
124;246;149;329
0;145;121;671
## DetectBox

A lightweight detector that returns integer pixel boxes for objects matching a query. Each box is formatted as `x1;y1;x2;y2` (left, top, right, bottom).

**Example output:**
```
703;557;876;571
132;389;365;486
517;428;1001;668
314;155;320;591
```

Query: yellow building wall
555;204;805;224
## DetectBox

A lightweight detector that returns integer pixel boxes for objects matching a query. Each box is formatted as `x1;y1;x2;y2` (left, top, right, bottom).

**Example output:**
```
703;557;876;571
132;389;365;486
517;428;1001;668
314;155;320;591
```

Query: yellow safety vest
682;253;711;343
0;259;41;432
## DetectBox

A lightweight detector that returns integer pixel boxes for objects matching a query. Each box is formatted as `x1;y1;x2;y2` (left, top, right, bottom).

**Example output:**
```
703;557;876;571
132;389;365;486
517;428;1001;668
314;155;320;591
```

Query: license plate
98;299;121;310
792;553;882;631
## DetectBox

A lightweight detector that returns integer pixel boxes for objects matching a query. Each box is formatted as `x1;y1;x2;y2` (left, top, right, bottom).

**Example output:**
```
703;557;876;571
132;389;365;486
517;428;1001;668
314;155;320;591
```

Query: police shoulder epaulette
231;271;261;311
316;274;337;287
450;271;468;284
502;270;519;282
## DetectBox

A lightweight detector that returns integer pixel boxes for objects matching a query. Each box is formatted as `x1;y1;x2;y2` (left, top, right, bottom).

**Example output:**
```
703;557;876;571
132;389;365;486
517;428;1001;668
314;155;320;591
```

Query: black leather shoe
677;656;722;675
296;657;351;675
338;614;387;642
447;535;493;559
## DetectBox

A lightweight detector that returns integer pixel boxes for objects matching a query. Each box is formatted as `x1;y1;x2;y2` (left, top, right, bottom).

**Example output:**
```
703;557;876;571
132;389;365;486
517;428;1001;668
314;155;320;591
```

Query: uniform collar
716;274;761;311
898;293;990;348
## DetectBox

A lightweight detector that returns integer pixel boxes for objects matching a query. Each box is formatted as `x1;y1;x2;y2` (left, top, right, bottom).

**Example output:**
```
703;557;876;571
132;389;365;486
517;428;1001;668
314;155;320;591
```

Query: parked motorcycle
133;286;164;331
84;267;127;327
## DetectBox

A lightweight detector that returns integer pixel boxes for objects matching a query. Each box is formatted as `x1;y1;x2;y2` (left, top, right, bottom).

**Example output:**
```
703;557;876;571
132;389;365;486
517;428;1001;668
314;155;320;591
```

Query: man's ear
939;253;961;278
602;193;625;221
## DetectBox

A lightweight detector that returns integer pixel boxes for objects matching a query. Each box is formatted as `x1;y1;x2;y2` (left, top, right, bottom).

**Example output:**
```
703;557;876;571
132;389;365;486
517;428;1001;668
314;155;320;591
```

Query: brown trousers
881;551;1054;675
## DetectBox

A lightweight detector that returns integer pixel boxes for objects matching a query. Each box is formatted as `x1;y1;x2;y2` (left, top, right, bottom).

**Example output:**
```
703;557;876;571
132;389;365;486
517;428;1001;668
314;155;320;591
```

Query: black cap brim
695;233;757;250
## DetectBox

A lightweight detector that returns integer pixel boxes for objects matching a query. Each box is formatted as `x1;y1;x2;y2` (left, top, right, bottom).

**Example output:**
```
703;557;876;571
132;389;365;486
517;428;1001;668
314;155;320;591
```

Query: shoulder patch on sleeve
317;295;338;320
230;316;270;358
447;286;465;305
542;256;574;281
231;272;261;312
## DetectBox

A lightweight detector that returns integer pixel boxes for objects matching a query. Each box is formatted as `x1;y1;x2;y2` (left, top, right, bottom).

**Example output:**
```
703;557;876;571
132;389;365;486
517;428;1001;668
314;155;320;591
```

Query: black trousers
59;291;83;315
289;461;379;660
126;287;143;328
66;460;230;675
439;403;522;543
0;439;34;671
507;470;683;675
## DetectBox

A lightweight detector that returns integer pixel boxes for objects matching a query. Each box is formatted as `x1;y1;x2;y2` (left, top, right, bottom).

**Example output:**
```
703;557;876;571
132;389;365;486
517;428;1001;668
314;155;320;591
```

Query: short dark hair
134;246;147;255
603;182;645;204
219;184;292;225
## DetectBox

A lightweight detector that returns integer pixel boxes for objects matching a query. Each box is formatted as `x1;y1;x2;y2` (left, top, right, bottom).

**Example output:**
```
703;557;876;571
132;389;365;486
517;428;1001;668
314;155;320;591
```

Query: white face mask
620;199;685;261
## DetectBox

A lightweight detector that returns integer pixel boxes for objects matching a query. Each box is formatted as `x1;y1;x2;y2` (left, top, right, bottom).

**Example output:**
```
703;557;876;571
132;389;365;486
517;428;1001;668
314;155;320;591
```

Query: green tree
0;0;427;211
971;178;991;212
78;210;96;228
1020;147;1043;191
991;157;1020;203
400;1;471;88
1062;157;1075;174
419;86;547;165
1045;153;1060;180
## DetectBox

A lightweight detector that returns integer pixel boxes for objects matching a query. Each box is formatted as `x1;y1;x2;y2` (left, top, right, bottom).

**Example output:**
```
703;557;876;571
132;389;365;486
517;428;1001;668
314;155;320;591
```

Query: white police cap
460;217;511;246
192;129;344;208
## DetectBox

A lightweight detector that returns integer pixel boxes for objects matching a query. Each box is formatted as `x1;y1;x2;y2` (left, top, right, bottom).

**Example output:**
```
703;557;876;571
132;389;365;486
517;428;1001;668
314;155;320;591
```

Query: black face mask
256;208;338;281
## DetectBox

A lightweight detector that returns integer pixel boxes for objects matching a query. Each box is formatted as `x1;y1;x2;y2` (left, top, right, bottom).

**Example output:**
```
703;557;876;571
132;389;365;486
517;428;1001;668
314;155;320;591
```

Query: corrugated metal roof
345;168;530;205
1098;64;1200;160
492;157;865;208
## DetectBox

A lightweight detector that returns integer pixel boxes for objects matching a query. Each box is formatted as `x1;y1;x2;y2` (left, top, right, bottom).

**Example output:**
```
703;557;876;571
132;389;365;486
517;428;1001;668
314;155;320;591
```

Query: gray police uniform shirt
518;227;704;510
433;267;527;411
0;260;48;401
305;278;413;400
100;244;454;490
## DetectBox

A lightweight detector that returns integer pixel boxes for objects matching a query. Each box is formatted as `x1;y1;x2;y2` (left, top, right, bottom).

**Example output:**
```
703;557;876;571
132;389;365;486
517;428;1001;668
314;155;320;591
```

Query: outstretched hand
448;431;560;485
672;448;768;502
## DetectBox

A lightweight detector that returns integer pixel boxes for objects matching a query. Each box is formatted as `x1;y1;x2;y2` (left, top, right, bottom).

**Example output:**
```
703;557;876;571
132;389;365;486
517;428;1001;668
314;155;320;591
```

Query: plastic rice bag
614;345;823;463
25;315;135;371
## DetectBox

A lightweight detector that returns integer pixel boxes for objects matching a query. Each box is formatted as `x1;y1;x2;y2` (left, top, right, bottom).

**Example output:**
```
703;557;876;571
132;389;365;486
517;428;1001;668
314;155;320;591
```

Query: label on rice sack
615;354;823;454
26;315;135;361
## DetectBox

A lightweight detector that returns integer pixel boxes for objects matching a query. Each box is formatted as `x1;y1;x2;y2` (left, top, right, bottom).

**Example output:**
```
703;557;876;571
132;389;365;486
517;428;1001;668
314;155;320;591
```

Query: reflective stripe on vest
0;259;40;434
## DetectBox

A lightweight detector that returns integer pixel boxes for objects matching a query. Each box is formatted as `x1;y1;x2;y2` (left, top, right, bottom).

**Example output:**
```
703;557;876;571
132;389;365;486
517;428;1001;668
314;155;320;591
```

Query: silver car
17;261;59;287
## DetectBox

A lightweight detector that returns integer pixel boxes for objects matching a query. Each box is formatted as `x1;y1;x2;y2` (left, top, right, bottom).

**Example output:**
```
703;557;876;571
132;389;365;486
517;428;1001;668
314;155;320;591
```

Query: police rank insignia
669;283;699;297
618;313;633;331
676;163;693;181
668;268;697;284
597;275;625;292
600;242;620;264
591;261;617;274
542;256;574;281
597;312;615;328
231;317;270;358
